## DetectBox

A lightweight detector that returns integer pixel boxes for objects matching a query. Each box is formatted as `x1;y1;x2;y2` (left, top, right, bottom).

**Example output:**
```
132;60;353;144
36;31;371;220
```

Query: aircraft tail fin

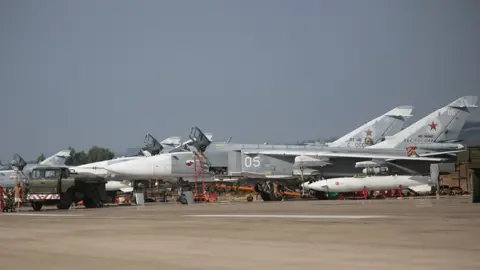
370;96;478;150
328;105;413;148
39;149;72;166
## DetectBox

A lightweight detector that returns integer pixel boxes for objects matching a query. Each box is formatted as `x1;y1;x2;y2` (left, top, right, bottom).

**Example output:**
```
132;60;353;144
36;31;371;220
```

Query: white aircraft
68;135;184;180
68;134;214;193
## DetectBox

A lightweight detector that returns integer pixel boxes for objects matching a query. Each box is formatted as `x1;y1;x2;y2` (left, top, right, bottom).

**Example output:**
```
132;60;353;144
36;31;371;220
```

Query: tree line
36;146;116;166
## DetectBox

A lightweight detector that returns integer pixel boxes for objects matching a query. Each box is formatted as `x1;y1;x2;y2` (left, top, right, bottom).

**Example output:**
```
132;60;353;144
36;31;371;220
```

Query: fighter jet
0;150;71;188
301;96;478;197
236;96;477;180
202;97;475;181
100;105;412;184
102;96;477;203
67;135;189;192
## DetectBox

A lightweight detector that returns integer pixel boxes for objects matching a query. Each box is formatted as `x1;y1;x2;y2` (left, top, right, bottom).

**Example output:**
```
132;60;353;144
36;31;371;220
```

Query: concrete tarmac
1;197;479;270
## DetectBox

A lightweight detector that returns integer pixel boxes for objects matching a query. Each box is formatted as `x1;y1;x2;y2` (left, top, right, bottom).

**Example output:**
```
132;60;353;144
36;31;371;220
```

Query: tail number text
244;156;261;168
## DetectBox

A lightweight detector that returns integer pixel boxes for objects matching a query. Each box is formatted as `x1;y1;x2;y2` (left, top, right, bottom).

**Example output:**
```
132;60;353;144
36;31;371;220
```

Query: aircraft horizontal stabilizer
384;105;414;118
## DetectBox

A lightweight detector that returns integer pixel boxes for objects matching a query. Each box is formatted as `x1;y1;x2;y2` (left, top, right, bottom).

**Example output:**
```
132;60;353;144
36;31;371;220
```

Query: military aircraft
66;134;203;192
0;150;71;188
236;96;476;177
300;96;478;198
104;96;476;200
101;105;414;184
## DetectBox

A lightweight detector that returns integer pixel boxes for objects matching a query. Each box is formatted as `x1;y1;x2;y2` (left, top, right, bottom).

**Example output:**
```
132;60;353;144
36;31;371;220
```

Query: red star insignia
428;121;437;130
365;129;372;136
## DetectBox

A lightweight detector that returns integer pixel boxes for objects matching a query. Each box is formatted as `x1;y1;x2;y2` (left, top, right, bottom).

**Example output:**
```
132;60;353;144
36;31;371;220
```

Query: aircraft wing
241;149;446;162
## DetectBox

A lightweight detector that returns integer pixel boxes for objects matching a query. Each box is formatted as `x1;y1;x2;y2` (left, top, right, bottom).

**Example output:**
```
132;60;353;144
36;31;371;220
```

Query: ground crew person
13;183;23;211
0;185;5;212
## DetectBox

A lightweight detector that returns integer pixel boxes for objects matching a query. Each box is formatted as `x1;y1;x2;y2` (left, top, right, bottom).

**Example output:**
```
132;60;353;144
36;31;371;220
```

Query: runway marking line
184;214;388;219
1;213;84;217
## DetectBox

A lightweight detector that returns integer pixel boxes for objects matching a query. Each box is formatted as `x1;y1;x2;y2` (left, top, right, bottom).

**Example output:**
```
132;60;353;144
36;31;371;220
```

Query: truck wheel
57;201;71;210
83;197;95;208
83;197;102;208
32;202;43;211
57;190;74;210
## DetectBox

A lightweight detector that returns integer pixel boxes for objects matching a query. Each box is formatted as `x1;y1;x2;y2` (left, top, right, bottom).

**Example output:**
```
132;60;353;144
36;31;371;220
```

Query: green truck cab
27;166;107;211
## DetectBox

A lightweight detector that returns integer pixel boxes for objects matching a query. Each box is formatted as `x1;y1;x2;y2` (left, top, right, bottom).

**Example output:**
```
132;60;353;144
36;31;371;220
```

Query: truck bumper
27;194;61;200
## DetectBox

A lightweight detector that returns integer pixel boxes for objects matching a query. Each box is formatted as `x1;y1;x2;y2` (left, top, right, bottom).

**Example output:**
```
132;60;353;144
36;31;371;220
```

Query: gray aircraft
132;104;414;180
211;96;476;179
102;104;422;183
103;96;477;201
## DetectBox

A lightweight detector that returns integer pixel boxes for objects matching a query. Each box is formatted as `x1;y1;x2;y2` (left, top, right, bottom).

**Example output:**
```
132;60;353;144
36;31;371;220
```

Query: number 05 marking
244;156;260;168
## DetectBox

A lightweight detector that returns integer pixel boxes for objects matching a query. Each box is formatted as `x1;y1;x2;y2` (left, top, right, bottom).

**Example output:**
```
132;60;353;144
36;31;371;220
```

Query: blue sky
1;0;479;160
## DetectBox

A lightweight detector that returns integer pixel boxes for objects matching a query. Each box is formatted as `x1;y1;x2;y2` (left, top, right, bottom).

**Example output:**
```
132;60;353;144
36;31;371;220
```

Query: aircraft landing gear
255;181;284;201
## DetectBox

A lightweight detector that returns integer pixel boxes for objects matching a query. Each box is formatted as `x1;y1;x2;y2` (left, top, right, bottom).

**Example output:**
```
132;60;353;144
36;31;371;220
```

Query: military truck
27;166;107;211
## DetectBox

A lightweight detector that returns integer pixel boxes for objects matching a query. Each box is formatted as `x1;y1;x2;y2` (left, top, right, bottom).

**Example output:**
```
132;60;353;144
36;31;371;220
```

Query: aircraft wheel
259;191;272;201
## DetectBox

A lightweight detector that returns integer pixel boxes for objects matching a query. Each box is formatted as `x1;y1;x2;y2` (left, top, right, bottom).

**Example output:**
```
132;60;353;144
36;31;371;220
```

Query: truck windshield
31;169;60;179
